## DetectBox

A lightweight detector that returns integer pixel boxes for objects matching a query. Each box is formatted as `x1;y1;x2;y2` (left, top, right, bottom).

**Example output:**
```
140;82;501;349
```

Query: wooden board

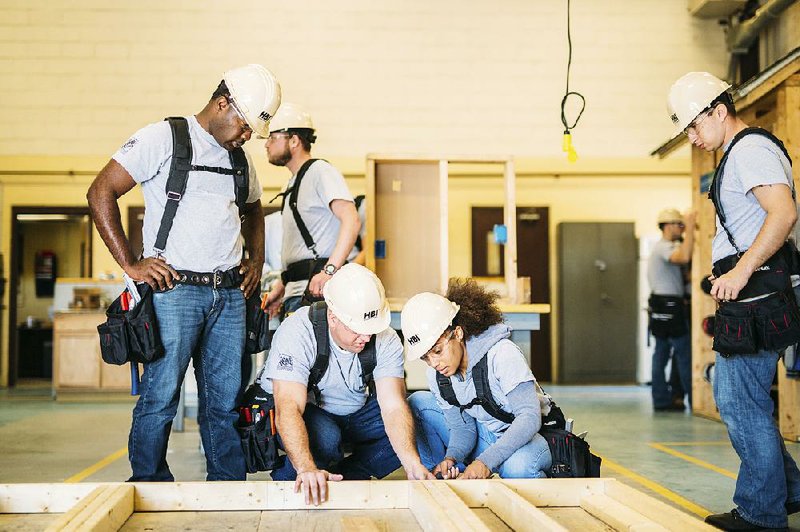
0;479;714;531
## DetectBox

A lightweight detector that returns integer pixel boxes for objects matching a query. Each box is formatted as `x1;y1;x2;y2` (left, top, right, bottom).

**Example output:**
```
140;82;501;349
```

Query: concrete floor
1;383;799;528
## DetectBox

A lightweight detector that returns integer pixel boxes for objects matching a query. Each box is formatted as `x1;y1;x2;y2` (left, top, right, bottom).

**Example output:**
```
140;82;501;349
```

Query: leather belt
174;267;242;289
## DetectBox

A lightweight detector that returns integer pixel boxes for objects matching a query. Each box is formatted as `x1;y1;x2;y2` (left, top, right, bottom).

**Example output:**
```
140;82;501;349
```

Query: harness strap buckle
167;191;182;201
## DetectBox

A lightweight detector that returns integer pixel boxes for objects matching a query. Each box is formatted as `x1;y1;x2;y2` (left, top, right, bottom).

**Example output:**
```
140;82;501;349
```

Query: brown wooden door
471;206;551;381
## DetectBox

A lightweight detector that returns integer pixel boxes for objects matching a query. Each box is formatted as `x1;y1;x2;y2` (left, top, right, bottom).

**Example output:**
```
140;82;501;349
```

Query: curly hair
446;278;503;339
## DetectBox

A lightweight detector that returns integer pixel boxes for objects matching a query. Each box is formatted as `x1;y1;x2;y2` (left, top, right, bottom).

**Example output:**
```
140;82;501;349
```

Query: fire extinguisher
35;250;57;297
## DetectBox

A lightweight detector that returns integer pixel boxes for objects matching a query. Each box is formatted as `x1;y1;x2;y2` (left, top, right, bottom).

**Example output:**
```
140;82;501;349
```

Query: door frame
8;206;93;387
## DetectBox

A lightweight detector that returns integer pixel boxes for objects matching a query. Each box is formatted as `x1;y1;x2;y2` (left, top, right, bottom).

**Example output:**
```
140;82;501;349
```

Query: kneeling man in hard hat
256;263;433;504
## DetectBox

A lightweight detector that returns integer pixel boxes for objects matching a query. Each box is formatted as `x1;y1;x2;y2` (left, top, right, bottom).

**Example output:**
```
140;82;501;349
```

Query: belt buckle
213;271;222;288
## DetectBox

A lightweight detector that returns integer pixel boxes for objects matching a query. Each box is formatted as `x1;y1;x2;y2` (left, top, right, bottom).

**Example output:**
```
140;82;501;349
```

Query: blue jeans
270;396;400;480
713;350;800;527
128;284;247;481
652;332;692;408
408;391;551;478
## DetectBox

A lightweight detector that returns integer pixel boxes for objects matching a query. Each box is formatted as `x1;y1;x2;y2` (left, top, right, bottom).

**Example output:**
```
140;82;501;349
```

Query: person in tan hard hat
647;208;694;412
668;71;800;530
87;64;281;481
255;264;433;505
262;103;360;319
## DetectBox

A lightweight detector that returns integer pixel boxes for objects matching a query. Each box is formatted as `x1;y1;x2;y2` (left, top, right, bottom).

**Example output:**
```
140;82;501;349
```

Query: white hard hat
667;72;731;136
269;102;314;134
323;264;390;336
223;64;282;139
401;292;460;361
657;208;683;224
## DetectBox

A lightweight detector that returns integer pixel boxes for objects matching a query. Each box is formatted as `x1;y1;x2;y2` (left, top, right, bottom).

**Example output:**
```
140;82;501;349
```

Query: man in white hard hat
668;72;800;530
256;264;433;505
261;103;360;318
87;64;281;482
647;208;695;412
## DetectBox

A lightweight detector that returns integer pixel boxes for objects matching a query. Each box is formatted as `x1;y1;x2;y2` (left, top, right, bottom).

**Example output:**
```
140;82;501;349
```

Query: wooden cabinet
53;312;130;393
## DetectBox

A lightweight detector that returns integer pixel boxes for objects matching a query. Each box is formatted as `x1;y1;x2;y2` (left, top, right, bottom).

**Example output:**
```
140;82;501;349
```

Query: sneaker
704;509;787;531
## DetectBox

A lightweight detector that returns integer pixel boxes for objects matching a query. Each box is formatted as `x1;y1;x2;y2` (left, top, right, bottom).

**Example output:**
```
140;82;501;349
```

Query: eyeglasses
265;132;292;143
227;97;252;135
683;108;713;136
420;329;455;363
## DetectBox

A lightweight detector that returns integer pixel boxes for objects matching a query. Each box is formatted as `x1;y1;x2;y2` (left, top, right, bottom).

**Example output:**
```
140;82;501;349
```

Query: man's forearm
86;186;136;270
329;215;359;267
734;211;795;277
381;404;422;469
276;407;317;473
241;202;265;263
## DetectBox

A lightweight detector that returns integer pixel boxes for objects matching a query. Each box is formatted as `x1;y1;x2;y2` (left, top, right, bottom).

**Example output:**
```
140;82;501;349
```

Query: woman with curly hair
402;278;554;479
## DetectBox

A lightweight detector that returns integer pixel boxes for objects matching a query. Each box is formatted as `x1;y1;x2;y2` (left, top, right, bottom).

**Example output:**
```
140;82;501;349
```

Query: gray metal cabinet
558;223;637;383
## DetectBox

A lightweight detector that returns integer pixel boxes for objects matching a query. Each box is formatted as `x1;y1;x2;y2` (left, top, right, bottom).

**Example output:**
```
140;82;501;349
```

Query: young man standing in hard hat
256;264;433;505
87;64;281;482
647;208;695;412
261;103;360;318
667;71;800;531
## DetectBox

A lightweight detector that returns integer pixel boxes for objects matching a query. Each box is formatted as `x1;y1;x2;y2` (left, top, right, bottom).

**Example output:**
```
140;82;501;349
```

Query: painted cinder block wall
0;1;797;384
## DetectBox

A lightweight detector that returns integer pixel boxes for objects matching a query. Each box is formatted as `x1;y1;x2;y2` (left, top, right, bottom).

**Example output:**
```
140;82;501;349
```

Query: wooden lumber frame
0;479;715;531
365;154;518;303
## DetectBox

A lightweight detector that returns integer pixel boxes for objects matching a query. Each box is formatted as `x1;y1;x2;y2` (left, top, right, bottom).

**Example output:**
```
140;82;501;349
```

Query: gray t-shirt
113;115;262;272
711;134;794;263
647;239;685;296
426;339;536;436
281;160;353;299
257;306;404;416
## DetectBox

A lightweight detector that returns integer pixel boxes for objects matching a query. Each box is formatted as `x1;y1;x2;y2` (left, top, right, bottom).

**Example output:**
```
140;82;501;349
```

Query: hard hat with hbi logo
401;292;460;361
269;102;315;134
223;64;282;139
323;264;391;336
657;208;683;225
667;72;731;136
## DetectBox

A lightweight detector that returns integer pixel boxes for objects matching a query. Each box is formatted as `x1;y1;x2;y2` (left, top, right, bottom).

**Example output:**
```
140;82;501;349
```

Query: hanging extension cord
561;0;585;163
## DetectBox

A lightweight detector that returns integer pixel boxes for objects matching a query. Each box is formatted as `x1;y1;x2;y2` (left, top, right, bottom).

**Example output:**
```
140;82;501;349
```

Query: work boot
786;500;800;515
705;509;787;531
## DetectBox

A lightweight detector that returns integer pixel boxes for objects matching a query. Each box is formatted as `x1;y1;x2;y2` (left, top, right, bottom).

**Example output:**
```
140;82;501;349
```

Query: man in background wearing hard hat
647;208;695;412
261;103;360;318
668;71;800;531
87;64;281;482
256;264;433;505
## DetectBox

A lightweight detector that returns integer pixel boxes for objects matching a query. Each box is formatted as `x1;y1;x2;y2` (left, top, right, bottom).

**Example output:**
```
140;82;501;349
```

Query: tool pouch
540;427;601;478
244;291;271;355
648;295;688;338
713;287;800;356
97;284;164;365
237;384;284;473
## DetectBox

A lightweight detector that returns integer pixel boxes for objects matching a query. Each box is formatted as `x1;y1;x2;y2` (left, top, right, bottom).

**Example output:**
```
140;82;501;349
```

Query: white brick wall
0;1;731;158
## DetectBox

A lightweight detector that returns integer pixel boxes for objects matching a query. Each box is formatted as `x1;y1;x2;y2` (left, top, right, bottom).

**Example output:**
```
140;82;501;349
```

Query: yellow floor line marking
657;441;732;446
597;453;711;518
65;446;128;483
649;443;737;480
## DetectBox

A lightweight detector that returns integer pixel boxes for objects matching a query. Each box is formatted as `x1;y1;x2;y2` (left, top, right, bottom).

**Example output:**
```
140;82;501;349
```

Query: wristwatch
323;263;337;276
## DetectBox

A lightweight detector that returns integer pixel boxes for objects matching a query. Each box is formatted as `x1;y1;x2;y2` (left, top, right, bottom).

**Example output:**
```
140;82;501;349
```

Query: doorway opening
8;207;93;388
471;206;551;381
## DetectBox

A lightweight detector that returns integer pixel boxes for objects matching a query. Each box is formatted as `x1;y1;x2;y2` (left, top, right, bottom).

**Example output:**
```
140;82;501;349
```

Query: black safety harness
307;301;377;405
156;117;249;257
270;159;333;287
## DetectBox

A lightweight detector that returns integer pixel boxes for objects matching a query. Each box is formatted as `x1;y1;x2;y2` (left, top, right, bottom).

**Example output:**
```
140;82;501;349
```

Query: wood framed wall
365;154;518;303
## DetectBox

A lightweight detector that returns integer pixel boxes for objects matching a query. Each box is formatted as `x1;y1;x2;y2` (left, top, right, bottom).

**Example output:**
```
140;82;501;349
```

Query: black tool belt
713;286;800;356
712;241;798;300
174;267;243;289
648;294;688;338
280;258;329;285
